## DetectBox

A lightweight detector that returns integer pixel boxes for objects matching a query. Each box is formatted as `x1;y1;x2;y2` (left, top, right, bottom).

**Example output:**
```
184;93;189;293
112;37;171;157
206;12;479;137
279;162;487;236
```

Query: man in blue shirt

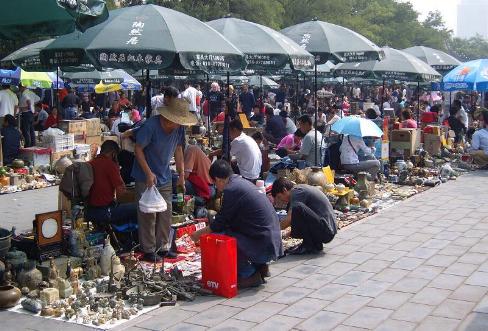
263;105;287;144
132;98;197;261
238;84;255;119
1;114;21;165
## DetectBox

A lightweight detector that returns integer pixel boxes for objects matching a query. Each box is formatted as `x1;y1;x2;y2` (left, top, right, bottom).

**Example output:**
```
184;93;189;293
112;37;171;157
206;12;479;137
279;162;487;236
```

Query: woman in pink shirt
401;109;418;129
276;129;305;157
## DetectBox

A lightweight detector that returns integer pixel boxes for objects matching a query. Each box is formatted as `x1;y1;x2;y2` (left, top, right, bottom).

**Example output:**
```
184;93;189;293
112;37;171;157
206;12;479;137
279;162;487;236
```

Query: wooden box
58;120;87;135
85;118;101;136
424;134;442;156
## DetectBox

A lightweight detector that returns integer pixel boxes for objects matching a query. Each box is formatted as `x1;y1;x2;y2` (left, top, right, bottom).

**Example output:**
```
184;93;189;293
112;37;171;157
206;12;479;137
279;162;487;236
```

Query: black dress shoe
158;250;178;259
238;272;264;289
259;264;271;278
287;243;319;255
143;252;163;262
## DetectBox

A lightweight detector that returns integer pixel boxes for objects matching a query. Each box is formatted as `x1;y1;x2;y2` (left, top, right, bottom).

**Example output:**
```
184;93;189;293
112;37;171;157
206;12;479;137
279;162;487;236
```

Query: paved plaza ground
1;171;488;330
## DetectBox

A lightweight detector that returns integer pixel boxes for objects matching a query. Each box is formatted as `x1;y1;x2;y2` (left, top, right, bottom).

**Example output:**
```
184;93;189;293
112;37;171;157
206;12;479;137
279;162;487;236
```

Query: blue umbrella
46;72;65;89
442;59;488;91
331;116;383;138
0;67;21;85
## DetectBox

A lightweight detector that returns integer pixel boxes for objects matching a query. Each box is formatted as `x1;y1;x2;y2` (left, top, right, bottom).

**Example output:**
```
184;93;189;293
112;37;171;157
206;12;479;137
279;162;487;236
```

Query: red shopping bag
200;234;237;298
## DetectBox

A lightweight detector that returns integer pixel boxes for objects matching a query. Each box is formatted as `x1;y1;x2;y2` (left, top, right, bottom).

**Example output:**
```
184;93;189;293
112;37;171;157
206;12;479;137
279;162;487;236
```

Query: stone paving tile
293;273;337;290
308;283;355;301
332;270;375;287
265;286;313;305
357;243;391;254
220;288;273;309
328;244;361;256
136;309;196;330
260;276;298;293
406;247;439;259
410;287;452;306
439;244;471;257
348;280;393;298
390;240;421;251
341;252;375;264
165;323;207;331
457;312;488;331
424;254;458;267
372;268;409;283
465;271;488;287
280;264;322;279
458;252;488;265
279;298;330;319
444;262;479;277
432;299;476;320
407;265;443;280
414;316;460;331
342;307;393;329
302;253;341;267
388;277;430;293
429;274;466;290
368;291;413;309
390;257;424;271
184;305;242;328
325;294;372;314
450;285;488;302
374;250;408;262
321;262;358;276
421;239;452;249
391;302;434;323
233;302;286;323
179;296;226;312
354;259;391;273
250;315;302;331
473;296;488;314
209;319;256;331
374;319;416;331
332;325;369;331
296;310;348;331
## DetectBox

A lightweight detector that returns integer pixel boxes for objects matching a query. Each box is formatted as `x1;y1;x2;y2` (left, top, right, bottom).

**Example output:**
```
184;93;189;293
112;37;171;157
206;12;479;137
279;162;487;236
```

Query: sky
400;0;460;34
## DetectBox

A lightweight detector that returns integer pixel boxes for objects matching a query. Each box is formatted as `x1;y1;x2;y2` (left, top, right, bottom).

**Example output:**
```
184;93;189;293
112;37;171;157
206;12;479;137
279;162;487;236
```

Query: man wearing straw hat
132;98;197;262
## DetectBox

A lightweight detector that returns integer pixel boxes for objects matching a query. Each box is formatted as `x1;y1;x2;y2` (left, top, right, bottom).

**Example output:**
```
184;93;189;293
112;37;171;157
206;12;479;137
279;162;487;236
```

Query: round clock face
41;218;58;239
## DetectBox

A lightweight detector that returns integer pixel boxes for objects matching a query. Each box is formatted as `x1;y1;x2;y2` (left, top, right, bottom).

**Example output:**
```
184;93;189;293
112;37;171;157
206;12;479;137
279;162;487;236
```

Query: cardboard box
58;120;87;135
85;135;102;146
51;150;73;166
85;118;101;136
390;129;421;153
20;147;51;167
101;135;119;145
424;134;442;156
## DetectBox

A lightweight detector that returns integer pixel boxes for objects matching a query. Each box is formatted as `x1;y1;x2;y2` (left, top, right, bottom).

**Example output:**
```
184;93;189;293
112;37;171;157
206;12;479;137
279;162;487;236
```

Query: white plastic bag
139;186;167;213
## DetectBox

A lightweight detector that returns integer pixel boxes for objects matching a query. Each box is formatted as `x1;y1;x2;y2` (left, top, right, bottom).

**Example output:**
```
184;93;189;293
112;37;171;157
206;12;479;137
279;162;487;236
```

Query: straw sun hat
157;98;198;126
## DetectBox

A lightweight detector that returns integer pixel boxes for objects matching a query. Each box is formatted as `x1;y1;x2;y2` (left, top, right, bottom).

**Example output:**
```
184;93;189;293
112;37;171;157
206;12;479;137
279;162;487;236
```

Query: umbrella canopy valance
402;46;461;74
207;17;314;73
63;70;124;84
0;0;108;40
40;4;246;73
281;19;383;64
331;117;383;138
334;47;441;82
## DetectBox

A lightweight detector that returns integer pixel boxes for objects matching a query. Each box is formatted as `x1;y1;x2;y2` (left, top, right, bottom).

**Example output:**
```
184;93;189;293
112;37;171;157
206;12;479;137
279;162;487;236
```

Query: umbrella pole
260;75;263;99
145;69;152;119
314;64;318;166
417;81;420;125
206;74;210;147
226;71;231;162
296;73;299;116
342;77;345;118
56;65;60;124
380;79;385;117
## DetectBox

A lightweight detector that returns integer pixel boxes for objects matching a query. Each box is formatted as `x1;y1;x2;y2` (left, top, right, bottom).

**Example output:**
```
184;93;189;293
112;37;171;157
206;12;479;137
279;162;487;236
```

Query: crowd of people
2;78;488;289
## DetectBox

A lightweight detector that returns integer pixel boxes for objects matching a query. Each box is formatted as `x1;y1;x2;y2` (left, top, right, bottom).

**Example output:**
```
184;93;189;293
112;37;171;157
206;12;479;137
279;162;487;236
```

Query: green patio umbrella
63;70;125;84
207;17;314;73
281;18;383;65
334;47;441;82
1;39;96;72
402;46;462;75
0;0;108;40
40;4;246;73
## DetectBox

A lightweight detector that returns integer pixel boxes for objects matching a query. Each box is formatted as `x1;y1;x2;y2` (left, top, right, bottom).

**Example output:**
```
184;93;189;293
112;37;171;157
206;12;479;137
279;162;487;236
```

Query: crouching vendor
190;160;283;289
85;140;137;226
184;144;215;201
271;178;337;255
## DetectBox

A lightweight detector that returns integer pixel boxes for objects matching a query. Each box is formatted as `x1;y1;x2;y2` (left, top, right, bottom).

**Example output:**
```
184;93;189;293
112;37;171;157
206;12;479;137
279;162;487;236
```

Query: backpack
324;136;343;170
59;162;94;204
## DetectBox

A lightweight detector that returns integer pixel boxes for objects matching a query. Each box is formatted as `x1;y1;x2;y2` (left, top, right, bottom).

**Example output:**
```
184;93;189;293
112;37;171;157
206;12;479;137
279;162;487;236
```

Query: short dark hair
4;114;16;127
365;108;377;119
2;85;10;90
164;86;179;97
209;160;233;180
265;105;274;116
100;140;120;154
271;177;294;197
294;129;305;138
402;109;412;120
229;119;243;131
297;114;312;126
251;131;264;141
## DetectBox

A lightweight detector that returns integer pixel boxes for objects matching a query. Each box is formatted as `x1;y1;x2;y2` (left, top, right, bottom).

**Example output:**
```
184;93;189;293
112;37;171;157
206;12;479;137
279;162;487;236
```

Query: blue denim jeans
85;202;137;226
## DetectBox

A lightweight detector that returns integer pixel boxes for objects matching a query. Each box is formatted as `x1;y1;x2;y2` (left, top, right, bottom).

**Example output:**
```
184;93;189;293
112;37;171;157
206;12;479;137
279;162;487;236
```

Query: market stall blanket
8;288;160;330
